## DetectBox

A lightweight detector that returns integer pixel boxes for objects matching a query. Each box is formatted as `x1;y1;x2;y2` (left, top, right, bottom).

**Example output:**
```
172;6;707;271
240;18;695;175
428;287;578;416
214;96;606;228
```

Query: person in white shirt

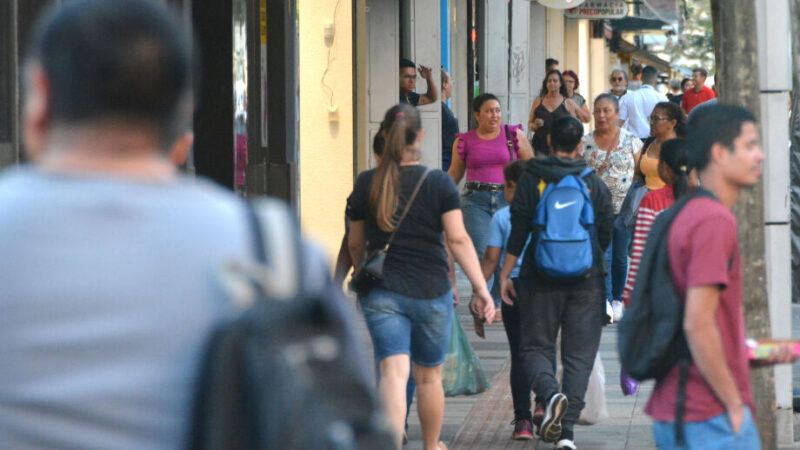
618;66;669;139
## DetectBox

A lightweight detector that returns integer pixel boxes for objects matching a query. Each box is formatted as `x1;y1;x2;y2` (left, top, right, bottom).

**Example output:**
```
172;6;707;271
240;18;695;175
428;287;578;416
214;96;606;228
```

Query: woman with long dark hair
348;103;494;450
528;70;582;155
621;138;693;305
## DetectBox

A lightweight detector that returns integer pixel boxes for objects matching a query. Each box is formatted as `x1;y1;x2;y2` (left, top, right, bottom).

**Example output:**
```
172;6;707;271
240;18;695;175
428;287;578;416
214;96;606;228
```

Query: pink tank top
456;124;522;184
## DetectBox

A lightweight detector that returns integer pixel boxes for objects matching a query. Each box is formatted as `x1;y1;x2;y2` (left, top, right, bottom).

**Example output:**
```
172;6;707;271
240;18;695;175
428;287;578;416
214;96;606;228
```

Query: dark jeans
518;276;604;432
502;278;531;420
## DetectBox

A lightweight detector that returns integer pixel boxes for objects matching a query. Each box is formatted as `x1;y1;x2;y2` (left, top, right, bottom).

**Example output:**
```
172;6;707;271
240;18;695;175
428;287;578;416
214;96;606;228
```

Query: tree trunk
710;1;776;448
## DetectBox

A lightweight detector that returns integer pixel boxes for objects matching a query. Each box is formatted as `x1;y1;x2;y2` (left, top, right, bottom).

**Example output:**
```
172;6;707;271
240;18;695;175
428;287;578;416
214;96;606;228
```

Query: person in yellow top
635;101;686;189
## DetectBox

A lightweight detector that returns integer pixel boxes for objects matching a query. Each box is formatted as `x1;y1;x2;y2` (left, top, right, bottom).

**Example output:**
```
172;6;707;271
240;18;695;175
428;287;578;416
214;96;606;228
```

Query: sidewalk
354;271;655;449
354;280;800;449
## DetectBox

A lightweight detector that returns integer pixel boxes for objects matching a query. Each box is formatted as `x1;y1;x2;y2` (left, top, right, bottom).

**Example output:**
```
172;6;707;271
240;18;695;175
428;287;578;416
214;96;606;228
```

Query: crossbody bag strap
505;124;515;161
597;130;618;176
384;168;432;250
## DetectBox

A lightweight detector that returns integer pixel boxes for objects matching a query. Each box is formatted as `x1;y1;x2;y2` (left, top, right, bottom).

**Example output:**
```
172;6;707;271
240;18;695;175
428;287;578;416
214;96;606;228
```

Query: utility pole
710;1;776;448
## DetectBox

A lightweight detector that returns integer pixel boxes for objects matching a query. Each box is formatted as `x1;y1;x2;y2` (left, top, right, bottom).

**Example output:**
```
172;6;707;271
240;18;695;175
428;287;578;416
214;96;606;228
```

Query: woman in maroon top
528;70;582;156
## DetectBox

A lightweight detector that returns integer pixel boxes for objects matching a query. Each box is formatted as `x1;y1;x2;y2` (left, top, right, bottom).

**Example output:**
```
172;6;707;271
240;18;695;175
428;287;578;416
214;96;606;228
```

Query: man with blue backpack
499;117;613;450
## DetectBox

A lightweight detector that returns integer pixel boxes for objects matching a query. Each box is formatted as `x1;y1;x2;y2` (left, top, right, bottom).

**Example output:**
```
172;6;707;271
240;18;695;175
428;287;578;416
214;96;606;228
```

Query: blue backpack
533;167;595;278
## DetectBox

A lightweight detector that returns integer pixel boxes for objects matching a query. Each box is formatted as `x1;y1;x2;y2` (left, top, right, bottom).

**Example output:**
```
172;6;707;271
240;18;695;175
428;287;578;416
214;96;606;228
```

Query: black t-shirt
346;165;461;299
441;102;459;171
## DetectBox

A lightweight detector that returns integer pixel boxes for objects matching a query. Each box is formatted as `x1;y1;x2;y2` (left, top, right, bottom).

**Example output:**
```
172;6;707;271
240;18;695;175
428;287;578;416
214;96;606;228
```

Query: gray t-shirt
0;167;253;450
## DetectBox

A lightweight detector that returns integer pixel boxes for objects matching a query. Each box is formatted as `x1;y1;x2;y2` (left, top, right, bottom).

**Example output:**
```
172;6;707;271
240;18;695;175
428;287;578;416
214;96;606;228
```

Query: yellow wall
298;0;353;266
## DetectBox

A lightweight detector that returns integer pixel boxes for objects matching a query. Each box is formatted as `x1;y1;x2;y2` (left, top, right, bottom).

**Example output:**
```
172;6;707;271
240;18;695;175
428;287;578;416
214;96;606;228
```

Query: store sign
565;0;628;19
538;0;586;10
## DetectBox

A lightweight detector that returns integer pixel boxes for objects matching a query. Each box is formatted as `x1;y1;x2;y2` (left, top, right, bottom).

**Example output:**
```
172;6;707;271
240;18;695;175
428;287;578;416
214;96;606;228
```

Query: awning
616;39;671;73
609;16;667;32
641;0;680;24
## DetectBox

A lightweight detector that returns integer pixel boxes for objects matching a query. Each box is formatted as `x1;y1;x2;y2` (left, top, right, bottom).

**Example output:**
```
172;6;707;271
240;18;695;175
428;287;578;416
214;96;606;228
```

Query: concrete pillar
529;2;547;133
588;36;608;117
357;0;399;171
755;0;793;445
402;0;442;169
545;7;564;65
507;0;531;130
449;0;469;134
478;0;510;119
563;18;580;72
564;18;591;132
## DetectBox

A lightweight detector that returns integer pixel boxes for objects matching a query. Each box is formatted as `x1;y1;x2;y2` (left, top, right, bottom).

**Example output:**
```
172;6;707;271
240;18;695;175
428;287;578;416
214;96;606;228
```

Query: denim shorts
652;406;760;449
360;288;454;367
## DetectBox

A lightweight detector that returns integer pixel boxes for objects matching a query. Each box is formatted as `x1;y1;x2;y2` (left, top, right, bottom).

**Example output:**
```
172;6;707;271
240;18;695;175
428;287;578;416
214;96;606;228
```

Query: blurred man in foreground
0;1;265;448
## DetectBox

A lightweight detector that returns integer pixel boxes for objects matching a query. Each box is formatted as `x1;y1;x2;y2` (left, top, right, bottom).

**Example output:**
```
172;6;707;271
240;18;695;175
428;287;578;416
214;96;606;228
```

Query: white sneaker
611;300;624;322
604;300;614;324
555;438;577;449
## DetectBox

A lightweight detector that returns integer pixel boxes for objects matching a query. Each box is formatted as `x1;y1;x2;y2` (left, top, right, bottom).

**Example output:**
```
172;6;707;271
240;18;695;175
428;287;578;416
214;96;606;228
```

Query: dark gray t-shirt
346;165;460;299
0;167;254;450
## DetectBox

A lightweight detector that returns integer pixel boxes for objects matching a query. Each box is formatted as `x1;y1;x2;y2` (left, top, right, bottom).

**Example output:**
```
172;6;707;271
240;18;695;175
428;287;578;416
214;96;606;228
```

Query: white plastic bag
556;352;608;425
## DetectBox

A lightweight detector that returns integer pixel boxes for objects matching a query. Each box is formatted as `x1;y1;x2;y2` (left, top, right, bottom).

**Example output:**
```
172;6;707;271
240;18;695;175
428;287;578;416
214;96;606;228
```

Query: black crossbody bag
349;168;431;297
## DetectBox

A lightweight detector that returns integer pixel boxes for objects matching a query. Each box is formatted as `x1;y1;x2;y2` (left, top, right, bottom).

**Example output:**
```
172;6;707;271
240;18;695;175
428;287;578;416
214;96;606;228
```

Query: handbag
504;124;516;161
617;177;648;232
349;168;431;297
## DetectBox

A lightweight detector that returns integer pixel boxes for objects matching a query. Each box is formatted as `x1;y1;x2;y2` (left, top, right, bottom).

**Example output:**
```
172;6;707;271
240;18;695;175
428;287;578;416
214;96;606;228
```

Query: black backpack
617;188;715;445
187;199;394;450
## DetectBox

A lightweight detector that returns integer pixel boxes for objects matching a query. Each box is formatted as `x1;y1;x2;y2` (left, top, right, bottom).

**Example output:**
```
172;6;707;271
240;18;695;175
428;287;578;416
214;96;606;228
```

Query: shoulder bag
349;168;431;297
504;125;516;161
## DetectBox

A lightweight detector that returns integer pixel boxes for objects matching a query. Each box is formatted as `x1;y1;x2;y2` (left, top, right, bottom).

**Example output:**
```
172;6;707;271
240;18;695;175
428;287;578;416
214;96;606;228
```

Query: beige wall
563;18;590;131
298;0;353;264
589;37;610;119
545;8;564;64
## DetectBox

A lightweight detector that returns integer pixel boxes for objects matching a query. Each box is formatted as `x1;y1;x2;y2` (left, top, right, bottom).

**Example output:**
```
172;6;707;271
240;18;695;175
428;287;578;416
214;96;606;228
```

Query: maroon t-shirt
645;197;754;422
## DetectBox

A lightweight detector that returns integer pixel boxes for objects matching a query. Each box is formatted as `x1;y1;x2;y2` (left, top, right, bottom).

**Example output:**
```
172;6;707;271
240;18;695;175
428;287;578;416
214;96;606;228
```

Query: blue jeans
360;288;454;366
652;407;760;449
461;189;507;304
604;214;629;301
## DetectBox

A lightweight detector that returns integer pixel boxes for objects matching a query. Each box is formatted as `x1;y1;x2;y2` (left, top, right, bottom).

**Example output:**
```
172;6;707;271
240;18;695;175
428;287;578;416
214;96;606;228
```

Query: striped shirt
621;186;676;305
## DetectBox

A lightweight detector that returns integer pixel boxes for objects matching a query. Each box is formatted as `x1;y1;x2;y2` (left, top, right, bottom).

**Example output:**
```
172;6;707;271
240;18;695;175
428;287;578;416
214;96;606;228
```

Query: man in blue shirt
399;58;438;106
0;2;331;449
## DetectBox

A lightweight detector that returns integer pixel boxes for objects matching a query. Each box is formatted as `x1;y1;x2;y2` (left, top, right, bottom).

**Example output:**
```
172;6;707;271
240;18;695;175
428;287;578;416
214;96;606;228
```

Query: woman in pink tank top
447;94;533;309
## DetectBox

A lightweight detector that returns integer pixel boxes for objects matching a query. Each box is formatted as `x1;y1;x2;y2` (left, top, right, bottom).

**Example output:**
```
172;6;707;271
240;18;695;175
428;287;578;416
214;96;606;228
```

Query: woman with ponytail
621;138;693;306
347;103;494;450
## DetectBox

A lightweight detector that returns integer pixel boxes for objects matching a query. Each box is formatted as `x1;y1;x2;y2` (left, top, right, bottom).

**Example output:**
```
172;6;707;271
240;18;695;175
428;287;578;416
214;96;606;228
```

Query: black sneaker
539;393;568;443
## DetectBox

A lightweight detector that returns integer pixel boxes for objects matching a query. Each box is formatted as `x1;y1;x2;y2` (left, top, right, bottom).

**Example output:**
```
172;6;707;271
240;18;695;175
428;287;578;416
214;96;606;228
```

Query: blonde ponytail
368;105;421;232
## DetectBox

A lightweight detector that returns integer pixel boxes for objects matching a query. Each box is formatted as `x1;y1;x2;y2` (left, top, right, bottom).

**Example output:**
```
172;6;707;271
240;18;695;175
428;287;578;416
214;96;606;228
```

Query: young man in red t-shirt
681;68;716;113
647;104;763;448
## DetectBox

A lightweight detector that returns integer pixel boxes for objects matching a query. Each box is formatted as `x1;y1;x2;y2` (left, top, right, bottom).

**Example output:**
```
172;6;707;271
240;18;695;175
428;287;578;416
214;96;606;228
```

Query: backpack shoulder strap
579;167;594;178
246;198;306;300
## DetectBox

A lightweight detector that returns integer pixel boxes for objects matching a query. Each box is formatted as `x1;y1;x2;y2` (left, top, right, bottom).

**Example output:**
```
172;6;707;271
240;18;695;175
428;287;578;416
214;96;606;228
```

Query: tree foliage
666;0;715;72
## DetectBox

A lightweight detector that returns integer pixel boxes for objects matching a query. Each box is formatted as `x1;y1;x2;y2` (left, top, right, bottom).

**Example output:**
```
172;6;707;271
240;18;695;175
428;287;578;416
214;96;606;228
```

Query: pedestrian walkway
354;280;800;449
353;270;656;449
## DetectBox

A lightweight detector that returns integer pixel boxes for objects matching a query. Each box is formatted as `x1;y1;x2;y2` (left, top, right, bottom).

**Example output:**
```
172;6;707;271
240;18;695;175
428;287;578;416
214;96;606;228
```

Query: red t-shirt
682;85;716;113
645;197;754;422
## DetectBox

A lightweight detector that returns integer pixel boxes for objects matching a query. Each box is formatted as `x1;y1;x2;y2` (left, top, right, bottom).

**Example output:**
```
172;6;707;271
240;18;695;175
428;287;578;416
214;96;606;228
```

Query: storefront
191;0;297;203
0;0;298;204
